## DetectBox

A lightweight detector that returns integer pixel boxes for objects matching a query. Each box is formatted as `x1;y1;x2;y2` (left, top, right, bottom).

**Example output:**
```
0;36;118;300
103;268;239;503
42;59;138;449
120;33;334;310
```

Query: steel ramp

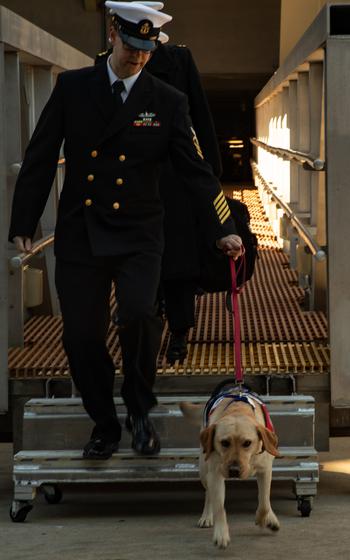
8;187;329;380
10;395;318;522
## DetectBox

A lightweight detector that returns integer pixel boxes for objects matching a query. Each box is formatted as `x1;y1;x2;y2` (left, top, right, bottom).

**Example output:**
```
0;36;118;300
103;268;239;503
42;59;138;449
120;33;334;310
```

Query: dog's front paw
213;525;230;549
198;513;213;528
255;508;280;532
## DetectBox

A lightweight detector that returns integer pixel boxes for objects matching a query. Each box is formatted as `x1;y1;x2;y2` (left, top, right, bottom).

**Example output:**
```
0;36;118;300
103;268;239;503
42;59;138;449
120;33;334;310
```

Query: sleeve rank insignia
191;126;204;160
213;191;231;224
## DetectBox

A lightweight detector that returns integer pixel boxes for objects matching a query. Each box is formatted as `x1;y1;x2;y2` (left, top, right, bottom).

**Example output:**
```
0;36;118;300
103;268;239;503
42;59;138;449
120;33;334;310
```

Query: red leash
228;254;275;433
229;252;245;384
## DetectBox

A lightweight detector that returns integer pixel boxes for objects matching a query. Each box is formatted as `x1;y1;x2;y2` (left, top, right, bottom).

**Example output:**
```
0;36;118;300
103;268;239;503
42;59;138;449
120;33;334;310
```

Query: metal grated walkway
8;186;329;379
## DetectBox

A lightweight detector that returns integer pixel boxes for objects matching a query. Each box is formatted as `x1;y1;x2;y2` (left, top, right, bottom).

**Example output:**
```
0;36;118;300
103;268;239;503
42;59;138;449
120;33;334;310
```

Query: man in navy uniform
9;1;242;459
96;7;223;364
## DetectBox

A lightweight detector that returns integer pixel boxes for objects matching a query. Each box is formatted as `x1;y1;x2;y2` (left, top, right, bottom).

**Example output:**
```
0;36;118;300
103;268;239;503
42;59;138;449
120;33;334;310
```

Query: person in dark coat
9;1;242;459
96;41;222;362
148;43;223;363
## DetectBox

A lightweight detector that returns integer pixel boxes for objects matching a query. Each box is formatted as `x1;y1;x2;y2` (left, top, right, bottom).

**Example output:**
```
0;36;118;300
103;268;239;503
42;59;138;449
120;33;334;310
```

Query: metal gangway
251;1;350;422
2;2;350;522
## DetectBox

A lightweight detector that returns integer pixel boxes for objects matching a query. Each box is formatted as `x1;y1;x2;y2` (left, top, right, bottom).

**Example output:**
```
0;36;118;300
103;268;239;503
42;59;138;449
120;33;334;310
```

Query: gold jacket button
87;174;94;182
91;150;98;158
116;178;123;186
112;202;120;210
85;198;92;207
119;154;126;162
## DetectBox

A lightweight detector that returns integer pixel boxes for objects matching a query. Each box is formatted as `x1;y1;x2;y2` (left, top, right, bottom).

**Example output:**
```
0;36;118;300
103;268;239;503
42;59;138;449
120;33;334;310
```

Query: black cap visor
119;29;158;52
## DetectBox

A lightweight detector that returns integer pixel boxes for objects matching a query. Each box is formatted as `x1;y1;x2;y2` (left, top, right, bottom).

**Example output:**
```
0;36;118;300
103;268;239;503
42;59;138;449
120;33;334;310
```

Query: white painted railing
252;2;350;407
0;6;92;412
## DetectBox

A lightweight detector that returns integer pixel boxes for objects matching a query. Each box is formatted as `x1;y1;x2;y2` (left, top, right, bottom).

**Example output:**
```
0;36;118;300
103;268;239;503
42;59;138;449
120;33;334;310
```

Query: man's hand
216;234;243;260
13;236;33;254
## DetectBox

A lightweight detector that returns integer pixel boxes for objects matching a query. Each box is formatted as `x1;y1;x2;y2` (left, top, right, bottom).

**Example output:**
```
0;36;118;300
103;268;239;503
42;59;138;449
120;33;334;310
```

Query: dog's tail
179;402;204;427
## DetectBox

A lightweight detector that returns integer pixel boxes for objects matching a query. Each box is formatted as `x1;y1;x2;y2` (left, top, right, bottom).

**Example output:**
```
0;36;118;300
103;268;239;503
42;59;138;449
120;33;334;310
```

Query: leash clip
237;381;244;393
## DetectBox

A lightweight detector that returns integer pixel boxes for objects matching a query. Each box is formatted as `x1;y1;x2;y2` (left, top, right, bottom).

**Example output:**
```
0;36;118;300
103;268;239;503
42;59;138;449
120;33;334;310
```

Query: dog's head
200;415;279;479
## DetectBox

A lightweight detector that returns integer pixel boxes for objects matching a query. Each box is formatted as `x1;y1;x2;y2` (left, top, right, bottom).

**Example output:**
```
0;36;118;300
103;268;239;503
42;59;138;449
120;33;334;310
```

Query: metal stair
10;394;318;522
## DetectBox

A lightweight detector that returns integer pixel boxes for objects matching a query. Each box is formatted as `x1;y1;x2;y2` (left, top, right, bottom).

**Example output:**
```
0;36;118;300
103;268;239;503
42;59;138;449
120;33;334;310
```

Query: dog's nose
229;462;240;478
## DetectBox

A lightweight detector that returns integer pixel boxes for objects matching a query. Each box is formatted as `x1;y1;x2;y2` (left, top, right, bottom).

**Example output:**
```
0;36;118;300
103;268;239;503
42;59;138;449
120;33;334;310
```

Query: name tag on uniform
133;111;161;127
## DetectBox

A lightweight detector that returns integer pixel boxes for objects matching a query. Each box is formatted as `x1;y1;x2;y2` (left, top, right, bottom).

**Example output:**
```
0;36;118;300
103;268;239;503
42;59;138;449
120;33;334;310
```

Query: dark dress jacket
147;44;222;279
9;63;235;263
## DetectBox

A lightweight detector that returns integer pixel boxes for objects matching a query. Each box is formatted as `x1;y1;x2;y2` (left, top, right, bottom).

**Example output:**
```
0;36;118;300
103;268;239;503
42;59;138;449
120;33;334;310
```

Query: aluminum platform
10;394;318;522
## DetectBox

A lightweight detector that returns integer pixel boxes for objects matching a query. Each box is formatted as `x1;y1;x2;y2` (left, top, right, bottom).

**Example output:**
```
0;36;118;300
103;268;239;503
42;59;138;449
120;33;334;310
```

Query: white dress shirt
107;55;142;102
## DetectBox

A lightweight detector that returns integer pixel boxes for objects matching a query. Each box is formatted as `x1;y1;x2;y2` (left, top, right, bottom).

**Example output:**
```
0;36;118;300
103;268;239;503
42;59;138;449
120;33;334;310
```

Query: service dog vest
204;385;274;432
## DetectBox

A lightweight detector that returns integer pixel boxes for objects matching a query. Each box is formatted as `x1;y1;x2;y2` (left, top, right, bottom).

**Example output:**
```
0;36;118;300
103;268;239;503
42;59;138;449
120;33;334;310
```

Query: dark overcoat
9;63;235;262
147;44;222;279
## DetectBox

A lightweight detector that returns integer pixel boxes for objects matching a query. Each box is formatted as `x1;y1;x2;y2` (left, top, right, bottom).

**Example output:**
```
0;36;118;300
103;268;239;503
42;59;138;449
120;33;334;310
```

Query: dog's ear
257;425;280;457
200;424;216;460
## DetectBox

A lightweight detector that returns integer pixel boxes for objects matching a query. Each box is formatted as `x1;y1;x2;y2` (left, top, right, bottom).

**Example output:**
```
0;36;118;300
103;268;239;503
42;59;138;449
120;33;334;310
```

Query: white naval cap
130;1;164;9
130;1;169;43
105;1;172;51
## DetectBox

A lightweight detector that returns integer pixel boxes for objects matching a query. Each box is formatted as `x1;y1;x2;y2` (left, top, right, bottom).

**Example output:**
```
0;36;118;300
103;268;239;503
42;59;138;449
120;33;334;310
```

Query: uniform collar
90;65;154;145
107;55;142;96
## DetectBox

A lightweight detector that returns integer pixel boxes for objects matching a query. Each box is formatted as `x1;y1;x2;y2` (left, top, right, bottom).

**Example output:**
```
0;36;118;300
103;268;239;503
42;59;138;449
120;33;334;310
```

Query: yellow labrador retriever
180;384;280;549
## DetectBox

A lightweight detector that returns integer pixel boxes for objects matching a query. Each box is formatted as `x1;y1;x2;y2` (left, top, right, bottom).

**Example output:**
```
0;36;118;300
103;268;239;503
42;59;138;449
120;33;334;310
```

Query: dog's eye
221;439;231;448
242;440;252;448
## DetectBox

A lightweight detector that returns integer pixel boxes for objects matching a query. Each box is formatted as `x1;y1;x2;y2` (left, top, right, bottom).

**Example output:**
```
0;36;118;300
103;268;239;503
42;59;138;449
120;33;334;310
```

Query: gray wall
2;0;280;78
1;0;103;58
164;0;280;75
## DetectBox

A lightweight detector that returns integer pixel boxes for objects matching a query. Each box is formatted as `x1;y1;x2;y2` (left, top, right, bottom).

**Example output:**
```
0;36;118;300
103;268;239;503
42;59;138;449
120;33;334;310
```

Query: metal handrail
9;155;64;268
9;156;63;268
251;161;326;262
9;158;66;176
10;233;54;269
250;138;325;171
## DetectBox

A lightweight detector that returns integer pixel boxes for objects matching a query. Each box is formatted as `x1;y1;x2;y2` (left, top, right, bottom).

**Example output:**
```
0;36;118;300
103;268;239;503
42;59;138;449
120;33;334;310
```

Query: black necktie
112;80;125;110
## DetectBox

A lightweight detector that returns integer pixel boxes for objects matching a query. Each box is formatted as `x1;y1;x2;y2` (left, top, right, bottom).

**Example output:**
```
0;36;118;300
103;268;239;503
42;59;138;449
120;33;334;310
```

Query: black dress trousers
55;252;162;440
162;277;197;333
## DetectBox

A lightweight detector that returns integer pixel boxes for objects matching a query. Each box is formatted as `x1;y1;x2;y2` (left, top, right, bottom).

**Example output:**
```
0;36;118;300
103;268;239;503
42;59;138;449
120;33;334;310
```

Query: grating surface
8;186;329;379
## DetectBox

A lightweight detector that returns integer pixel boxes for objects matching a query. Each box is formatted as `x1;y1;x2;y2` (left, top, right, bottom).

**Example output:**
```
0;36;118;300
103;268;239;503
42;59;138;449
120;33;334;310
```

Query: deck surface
8;186;329;379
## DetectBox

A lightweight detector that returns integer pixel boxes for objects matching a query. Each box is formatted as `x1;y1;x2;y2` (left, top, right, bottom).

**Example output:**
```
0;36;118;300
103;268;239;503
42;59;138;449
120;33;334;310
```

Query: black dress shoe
166;331;188;364
125;415;161;456
83;437;119;460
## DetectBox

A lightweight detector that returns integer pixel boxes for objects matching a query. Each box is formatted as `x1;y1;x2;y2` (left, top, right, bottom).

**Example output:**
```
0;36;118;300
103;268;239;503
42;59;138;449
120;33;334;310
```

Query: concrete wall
280;0;350;64
0;0;103;58
1;0;281;78
158;0;281;75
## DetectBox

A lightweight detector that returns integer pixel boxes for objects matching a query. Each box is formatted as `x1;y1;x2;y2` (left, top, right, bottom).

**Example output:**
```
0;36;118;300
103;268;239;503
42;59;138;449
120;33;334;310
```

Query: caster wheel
10;502;33;523
42;485;63;505
297;497;312;517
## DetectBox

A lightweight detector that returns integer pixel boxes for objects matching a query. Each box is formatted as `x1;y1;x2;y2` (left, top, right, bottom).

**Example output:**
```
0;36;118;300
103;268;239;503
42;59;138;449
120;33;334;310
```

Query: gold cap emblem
140;21;151;35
